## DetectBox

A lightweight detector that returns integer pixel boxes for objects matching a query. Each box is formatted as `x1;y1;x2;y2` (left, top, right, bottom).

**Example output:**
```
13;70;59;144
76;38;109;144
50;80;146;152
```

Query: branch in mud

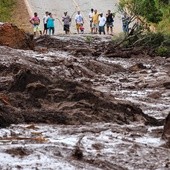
113;30;142;49
69;128;110;135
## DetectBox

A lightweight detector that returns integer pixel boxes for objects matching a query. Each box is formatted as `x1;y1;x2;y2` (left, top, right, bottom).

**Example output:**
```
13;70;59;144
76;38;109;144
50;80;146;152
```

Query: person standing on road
62;12;71;34
43;11;49;35
30;12;42;37
75;11;84;34
92;9;99;34
106;10;114;35
99;13;106;35
122;12;130;35
89;8;94;33
47;13;55;35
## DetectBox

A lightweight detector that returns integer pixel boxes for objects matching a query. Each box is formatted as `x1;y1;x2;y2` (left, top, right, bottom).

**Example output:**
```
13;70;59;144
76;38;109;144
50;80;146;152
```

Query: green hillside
0;0;15;22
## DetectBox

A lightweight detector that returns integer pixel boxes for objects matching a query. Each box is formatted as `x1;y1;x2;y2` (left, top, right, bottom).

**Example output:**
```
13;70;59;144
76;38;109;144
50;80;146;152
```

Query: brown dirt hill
0;23;34;49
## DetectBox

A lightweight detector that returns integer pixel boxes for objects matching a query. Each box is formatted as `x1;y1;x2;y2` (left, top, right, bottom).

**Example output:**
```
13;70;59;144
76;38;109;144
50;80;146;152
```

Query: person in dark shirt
106;10;114;35
62;12;71;34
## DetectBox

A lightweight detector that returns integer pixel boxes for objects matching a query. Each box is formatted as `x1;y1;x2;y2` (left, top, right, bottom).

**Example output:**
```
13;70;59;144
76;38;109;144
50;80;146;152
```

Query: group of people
74;9;115;35
29;9;130;36
30;12;55;36
88;9;115;35
30;11;72;36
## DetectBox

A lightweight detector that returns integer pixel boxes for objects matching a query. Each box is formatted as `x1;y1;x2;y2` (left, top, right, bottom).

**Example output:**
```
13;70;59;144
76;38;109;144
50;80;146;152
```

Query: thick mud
0;34;169;169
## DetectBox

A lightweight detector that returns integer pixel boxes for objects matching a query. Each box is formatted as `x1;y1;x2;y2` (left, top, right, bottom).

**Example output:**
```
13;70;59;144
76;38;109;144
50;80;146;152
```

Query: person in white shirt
99;13;106;35
89;8;94;33
43;11;49;35
75;11;84;34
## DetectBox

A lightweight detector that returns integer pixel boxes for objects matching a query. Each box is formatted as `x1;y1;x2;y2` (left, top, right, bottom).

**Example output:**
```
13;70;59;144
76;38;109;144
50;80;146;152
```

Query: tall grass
0;0;15;22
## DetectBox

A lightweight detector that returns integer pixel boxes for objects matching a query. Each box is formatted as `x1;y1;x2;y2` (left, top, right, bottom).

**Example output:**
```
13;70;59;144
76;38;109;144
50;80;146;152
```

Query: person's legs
64;25;66;34
107;25;109;34
90;21;93;33
110;23;113;35
65;25;70;34
37;25;42;35
33;25;37;37
67;25;70;34
92;23;95;34
110;26;113;35
43;24;47;34
94;24;98;34
76;24;80;34
126;24;129;33
52;27;55;35
102;26;105;35
123;24;128;35
49;27;51;35
96;24;99;34
99;26;101;34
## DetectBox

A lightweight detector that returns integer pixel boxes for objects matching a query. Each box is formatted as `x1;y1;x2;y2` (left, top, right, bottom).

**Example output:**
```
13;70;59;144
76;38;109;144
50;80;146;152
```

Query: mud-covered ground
0;35;170;169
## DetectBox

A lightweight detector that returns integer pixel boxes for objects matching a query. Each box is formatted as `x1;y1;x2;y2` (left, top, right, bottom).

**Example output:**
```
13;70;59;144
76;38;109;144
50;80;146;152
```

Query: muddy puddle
0;35;169;169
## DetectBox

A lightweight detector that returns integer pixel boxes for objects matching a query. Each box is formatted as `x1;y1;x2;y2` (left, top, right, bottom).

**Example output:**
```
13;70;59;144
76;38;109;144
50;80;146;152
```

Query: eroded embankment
1;34;168;128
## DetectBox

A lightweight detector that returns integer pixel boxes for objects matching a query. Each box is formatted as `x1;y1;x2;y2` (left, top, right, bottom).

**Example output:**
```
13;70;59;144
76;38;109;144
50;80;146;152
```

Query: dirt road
25;0;122;34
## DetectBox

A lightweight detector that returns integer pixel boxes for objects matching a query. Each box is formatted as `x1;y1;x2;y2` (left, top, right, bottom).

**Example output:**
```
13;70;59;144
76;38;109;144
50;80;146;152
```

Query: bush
156;46;168;56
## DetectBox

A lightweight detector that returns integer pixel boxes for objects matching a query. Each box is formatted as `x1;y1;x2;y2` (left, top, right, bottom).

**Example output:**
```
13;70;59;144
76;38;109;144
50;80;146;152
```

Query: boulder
0;23;34;50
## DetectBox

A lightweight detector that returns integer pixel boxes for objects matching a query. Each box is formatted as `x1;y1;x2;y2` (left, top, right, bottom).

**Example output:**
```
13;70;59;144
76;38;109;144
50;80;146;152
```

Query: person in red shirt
30;12;42;37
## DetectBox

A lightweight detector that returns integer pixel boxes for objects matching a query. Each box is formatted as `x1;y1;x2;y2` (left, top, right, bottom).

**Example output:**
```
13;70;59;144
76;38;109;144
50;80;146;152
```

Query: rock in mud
0;103;23;128
163;81;170;89
9;69;51;92
26;82;48;98
0;23;34;50
162;112;170;142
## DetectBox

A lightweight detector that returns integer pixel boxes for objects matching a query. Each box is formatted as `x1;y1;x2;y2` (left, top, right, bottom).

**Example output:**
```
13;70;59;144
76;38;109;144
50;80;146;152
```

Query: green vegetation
0;0;15;22
85;36;93;45
117;0;170;57
157;4;170;34
118;0;170;34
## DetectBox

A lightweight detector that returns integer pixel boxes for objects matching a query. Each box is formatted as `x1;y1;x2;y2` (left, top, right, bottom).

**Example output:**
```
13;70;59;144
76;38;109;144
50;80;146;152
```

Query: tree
118;0;163;24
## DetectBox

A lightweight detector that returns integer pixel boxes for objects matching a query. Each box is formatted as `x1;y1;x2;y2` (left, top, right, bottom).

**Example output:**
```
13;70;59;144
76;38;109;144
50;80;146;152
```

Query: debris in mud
129;63;147;72
5;147;31;158
0;23;34;50
72;147;83;160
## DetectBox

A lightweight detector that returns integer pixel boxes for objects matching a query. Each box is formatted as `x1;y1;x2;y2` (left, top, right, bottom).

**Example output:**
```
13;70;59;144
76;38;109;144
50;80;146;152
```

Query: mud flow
0;33;170;169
